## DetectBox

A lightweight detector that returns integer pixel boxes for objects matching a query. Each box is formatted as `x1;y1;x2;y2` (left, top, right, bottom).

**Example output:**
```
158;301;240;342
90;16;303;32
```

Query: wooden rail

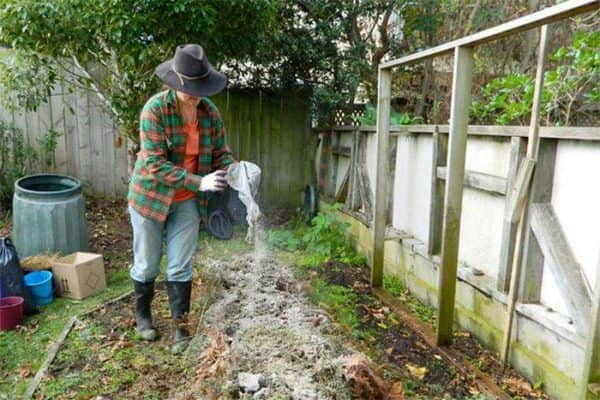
365;0;600;397
380;0;599;69
314;125;600;141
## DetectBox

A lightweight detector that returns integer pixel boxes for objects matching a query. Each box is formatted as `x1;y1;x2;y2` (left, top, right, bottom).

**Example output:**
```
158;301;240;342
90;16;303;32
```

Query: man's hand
200;170;227;192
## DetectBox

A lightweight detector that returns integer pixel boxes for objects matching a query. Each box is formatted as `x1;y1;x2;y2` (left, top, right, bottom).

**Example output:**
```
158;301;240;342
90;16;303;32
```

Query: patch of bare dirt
184;249;354;399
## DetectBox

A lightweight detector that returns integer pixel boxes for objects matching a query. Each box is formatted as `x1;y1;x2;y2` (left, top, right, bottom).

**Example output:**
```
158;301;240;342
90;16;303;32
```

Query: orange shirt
173;122;200;202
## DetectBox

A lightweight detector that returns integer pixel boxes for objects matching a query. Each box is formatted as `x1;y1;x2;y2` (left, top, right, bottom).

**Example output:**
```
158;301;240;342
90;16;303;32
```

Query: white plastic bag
226;161;262;241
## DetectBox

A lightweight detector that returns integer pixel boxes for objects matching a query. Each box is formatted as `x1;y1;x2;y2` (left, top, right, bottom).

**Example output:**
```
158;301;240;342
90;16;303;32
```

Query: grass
196;226;254;261
310;278;362;336
0;268;132;398
384;275;437;325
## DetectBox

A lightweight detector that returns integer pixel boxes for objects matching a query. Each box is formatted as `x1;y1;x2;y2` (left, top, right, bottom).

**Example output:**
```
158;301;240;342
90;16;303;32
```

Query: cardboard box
51;252;106;300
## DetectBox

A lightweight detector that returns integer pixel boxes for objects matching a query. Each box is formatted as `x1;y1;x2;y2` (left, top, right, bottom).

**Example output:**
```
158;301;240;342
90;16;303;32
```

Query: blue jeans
129;199;199;283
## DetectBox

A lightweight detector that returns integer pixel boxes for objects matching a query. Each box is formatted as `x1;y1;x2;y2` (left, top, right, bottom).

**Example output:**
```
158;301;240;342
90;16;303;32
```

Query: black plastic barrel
12;174;89;258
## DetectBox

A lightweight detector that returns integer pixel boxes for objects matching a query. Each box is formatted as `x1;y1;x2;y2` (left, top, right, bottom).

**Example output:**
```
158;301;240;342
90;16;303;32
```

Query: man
127;44;234;344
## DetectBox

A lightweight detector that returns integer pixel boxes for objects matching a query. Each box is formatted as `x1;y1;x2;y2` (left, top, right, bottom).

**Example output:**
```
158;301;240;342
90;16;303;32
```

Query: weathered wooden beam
334;165;350;202
330;131;341;198
384;226;412;241
505;158;537;222
427;130;447;255
347;125;600;142
579;256;600;399
436;167;507;196
497;137;527;292
387;139;398;225
530;203;592;333
436;46;474;346
323;125;600;141
347;129;360;211
356;163;373;218
332;146;352;157
380;0;598;69
519;139;557;302
464;125;600;141
317;131;333;195
371;68;392;288
501;24;550;364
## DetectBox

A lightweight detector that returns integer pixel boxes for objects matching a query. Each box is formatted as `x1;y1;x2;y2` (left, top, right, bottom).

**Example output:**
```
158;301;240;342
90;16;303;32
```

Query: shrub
470;30;599;126
359;104;424;126
0;120;60;210
267;203;366;265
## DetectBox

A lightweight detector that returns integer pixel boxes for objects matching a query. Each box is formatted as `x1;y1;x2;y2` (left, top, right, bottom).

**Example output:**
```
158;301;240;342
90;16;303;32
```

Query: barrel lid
14;174;82;199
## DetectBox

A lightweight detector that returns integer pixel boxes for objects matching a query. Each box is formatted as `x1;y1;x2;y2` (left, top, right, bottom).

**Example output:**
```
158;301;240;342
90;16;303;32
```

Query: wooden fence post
436;46;474;345
347;128;360;210
497;137;526;291
518;139;557;302
580;257;600;399
427;127;448;255
371;68;392;288
501;24;550;363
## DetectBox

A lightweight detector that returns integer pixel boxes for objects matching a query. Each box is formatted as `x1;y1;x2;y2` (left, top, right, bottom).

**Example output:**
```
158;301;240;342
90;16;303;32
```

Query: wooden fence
317;122;600;399
0;86;313;208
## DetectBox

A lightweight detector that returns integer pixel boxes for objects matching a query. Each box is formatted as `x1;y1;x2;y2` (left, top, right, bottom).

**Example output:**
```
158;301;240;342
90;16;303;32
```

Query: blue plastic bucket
24;270;54;306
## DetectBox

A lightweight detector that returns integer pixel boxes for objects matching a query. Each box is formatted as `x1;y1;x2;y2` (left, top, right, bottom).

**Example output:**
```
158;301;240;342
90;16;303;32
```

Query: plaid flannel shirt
127;89;235;222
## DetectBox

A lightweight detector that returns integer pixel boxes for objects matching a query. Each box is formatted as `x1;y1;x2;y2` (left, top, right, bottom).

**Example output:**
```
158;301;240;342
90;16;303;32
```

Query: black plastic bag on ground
0;237;37;315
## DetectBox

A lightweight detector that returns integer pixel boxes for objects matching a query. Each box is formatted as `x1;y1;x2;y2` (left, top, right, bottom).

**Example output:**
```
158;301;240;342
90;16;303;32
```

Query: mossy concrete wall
337;210;586;400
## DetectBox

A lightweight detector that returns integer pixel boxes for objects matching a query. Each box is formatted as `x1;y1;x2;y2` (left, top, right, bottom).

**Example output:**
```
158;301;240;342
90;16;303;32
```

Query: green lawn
0;267;131;398
0;225;252;399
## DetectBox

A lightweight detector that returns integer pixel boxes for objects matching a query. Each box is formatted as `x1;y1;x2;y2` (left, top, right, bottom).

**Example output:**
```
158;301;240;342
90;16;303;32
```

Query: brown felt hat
155;44;227;97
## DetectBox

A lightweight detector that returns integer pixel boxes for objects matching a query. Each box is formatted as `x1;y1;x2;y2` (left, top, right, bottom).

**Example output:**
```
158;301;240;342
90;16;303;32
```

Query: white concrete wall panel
392;134;433;243
457;137;510;277
365;133;378;198
459;188;505;276
465;136;511;176
541;139;600;311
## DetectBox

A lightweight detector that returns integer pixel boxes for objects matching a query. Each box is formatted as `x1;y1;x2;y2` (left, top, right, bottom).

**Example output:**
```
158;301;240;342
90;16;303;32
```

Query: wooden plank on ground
436;167;507;196
23;316;77;399
436;46;473;346
530;203;592;334
371;68;392;287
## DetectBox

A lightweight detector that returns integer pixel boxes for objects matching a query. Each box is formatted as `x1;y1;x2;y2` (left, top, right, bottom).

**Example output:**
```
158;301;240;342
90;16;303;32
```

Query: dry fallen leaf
406;364;428;380
19;367;32;378
504;376;533;392
343;353;387;399
387;381;404;400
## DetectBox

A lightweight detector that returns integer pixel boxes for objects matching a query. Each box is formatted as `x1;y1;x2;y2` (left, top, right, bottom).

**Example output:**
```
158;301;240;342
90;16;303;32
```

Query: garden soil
181;237;355;399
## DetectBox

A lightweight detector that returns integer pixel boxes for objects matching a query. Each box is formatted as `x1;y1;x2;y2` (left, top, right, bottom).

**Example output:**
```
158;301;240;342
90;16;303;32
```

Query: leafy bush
268;203;366;265
0;121;60;210
359;104;424;126
471;31;599;126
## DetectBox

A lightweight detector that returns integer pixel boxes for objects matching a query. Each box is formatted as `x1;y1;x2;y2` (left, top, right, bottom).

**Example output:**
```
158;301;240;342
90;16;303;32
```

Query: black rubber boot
132;280;158;341
166;281;192;343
